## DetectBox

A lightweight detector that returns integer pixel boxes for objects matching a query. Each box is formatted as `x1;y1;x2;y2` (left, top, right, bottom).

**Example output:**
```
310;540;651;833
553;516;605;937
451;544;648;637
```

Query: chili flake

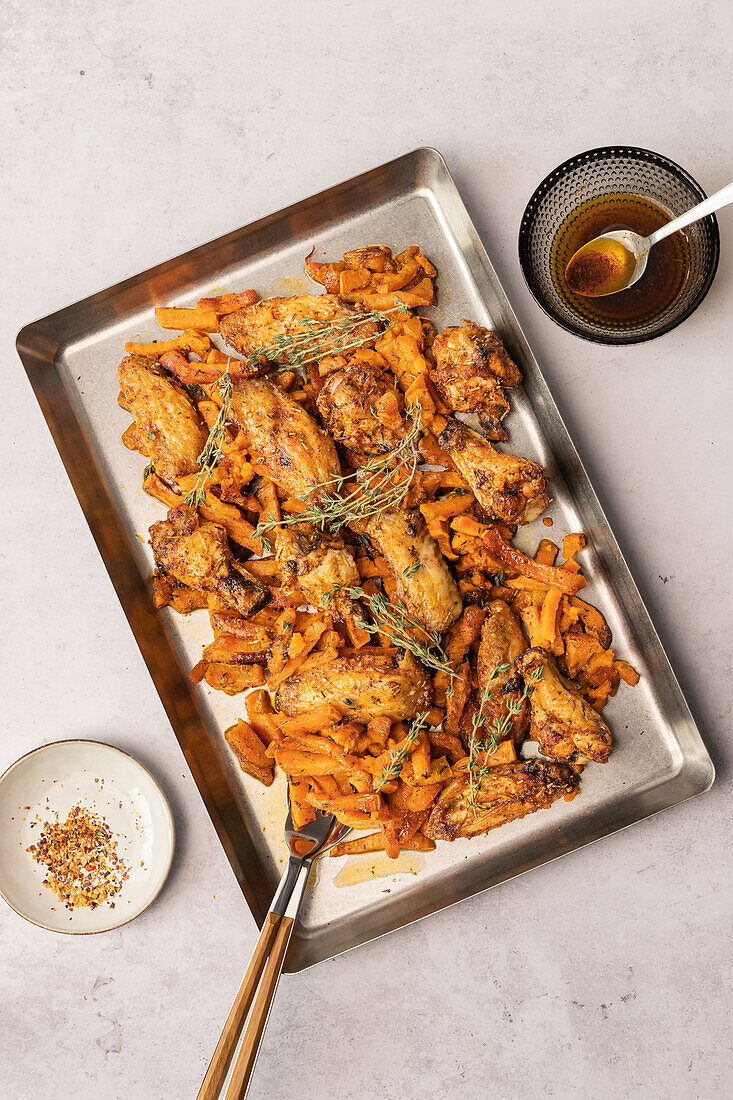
26;804;129;911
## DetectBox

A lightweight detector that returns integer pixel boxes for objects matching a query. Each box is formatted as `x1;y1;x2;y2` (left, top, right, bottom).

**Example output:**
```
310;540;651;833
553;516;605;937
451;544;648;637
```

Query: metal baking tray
16;148;714;971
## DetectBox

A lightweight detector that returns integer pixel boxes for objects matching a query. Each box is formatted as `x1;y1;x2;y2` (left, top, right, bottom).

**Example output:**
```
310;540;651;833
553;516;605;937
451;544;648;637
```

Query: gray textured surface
1;2;731;1098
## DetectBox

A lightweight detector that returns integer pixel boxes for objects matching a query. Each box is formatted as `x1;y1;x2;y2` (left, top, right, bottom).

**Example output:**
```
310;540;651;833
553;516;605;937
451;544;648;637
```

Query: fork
197;806;349;1100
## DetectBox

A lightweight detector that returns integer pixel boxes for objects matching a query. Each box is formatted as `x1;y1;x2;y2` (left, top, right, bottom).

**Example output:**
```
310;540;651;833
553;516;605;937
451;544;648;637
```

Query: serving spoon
564;180;733;297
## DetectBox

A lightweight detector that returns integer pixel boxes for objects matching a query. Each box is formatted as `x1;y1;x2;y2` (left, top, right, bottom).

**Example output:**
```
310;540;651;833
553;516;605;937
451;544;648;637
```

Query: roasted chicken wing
430;322;521;440
276;652;431;722
274;521;361;633
118;354;207;483
516;648;612;764
438;417;548;525
365;509;462;633
219;295;380;363
227;378;341;501
149;504;269;618
316;353;405;464
424;759;578;841
473;600;530;742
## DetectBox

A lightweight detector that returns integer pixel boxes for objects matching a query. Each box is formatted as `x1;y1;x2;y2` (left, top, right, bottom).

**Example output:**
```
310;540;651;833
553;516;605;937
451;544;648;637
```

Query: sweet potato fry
268;620;328;691
243;693;280;746
425;727;463;764
124;329;213;357
155;306;220;332
289;779;316;829
379;820;401;859
224;720;273;785
201;634;268;664
274;750;345;776
329;831;436;857
614;659;640;686
451;517;587;595
196;290;259;314
421;494;475;522
568;596;612;648
453;739;517;771
200;663;265;694
534;538;559;566
404;781;444;811
277;706;344;737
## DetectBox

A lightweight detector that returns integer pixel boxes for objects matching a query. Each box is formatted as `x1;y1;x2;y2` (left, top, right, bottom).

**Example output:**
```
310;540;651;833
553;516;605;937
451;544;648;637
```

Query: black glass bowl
518;146;720;344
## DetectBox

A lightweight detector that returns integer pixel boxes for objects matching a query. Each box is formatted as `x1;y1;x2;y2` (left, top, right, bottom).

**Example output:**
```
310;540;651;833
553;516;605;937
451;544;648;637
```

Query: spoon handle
648;181;733;246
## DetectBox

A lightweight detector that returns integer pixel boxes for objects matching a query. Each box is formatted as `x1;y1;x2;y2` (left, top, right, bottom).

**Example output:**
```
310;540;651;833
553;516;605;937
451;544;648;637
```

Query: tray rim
16;146;714;972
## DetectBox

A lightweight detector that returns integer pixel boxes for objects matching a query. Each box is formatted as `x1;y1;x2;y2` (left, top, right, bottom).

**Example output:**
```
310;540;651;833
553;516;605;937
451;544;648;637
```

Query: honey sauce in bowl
551;193;691;327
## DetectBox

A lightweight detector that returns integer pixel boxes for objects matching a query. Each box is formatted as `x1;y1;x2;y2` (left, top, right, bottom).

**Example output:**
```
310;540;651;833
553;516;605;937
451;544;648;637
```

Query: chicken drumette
273;522;364;639
316;353;406;465
424;759;578;841
516;647;612;765
219;295;380;363
365;509;462;633
276;652;431;722
118;354;207;484
226;377;341;501
149;504;268;618
437;417;548;525
430;322;522;440
469;600;530;743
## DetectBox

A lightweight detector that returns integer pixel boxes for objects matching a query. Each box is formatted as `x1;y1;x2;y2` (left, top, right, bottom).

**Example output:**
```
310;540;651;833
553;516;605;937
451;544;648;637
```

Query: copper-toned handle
196;912;281;1100
223;915;295;1100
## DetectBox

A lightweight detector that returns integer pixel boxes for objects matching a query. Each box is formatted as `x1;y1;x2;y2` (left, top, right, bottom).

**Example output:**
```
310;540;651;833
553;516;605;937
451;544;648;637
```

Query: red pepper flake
26;804;129;911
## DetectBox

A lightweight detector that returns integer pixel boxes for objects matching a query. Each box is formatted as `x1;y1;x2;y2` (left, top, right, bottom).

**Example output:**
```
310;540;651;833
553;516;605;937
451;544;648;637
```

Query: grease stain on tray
265;274;311;297
334;853;425;887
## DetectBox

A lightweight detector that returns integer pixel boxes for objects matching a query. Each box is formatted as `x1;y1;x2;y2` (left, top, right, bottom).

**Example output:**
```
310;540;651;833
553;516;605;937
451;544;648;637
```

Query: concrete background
1;1;731;1097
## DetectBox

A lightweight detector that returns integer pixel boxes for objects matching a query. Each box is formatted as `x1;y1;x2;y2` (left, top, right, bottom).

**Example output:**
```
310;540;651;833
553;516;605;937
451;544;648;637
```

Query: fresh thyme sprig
374;710;429;791
322;583;454;678
252;401;424;550
183;365;234;507
249;302;410;375
465;662;544;814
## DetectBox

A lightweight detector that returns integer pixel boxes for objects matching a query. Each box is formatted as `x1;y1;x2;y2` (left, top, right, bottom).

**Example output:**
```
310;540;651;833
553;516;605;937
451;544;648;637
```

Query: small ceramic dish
0;740;174;933
518;146;720;344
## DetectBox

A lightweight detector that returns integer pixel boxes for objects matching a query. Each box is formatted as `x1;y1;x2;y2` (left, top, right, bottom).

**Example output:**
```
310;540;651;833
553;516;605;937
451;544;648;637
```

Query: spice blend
26;803;129;910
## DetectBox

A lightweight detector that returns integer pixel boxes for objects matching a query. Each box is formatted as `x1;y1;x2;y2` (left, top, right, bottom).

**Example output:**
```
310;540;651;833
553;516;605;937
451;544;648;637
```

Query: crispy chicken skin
276;652;431;722
118;354;207;483
430;323;521;440
149;505;269;618
275;523;360;610
226;378;341;501
474;600;530;742
365;510;463;633
438;417;549;525
425;759;578;841
316;356;405;464
516;647;612;764
219;295;380;363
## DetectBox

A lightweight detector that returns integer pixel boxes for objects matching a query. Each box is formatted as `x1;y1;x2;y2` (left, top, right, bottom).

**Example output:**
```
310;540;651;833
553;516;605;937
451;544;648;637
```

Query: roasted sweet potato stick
451;517;587;595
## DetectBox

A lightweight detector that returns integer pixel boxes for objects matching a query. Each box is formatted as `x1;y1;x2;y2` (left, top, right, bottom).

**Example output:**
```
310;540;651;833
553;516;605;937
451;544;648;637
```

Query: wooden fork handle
223;914;295;1100
196;911;281;1100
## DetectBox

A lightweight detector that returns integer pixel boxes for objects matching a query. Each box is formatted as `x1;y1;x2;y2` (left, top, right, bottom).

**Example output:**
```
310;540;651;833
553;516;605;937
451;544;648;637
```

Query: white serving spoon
564;180;733;297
